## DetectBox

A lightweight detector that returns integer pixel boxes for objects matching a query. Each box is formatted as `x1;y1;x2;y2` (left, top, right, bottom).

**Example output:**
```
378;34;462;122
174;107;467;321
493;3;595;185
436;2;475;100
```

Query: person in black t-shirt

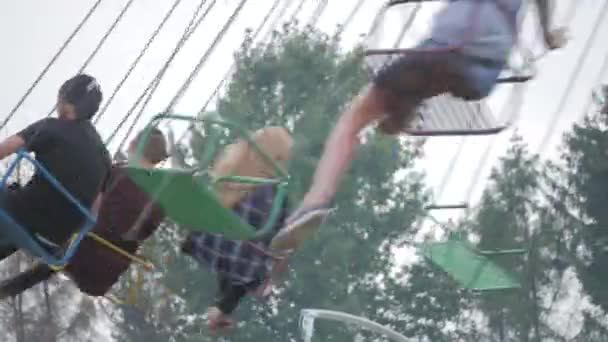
0;74;111;261
0;129;167;300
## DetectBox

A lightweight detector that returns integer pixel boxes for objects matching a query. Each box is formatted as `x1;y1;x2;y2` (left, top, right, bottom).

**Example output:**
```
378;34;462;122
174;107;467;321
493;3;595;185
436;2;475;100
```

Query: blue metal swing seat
0;150;96;268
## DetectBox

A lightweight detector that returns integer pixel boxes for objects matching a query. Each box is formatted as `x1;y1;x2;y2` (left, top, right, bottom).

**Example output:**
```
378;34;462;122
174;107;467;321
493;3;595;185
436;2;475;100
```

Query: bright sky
0;0;607;338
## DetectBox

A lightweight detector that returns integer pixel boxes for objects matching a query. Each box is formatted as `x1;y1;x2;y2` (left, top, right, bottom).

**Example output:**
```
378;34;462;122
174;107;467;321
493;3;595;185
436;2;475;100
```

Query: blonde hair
211;126;293;208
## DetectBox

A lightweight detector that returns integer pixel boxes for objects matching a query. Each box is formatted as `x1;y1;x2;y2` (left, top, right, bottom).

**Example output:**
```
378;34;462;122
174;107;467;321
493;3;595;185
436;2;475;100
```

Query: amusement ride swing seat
364;0;536;136
0;151;96;268
416;204;526;292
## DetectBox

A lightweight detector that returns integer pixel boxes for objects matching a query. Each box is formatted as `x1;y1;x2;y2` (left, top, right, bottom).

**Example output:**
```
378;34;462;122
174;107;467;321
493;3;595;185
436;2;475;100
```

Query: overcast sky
1;0;607;339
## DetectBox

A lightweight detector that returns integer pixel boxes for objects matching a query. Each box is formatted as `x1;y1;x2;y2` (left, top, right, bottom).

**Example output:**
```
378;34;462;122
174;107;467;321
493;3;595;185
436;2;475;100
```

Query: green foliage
463;135;547;341
558;85;608;313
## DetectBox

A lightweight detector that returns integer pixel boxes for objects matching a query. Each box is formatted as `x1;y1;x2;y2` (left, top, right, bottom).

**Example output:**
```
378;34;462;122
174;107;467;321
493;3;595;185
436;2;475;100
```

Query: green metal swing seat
125;113;289;241
419;231;525;292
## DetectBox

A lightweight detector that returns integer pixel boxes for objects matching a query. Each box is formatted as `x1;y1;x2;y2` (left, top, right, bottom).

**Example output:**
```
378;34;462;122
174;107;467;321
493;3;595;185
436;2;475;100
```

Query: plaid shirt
184;184;288;289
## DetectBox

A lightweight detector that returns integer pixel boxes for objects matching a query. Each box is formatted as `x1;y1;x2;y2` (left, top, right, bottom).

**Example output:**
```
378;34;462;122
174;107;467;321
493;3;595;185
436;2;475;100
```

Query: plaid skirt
182;184;288;290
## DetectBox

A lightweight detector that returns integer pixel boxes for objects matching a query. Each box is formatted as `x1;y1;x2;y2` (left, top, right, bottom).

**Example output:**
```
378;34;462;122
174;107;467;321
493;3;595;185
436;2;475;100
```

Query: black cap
59;74;103;120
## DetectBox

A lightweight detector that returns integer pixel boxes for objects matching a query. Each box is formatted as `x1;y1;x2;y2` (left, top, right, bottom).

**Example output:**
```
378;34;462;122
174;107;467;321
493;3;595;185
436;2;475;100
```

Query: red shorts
66;235;137;296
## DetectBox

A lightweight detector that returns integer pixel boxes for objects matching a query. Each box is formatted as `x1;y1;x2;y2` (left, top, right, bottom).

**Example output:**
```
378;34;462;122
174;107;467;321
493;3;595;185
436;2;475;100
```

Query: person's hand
545;27;569;50
207;306;234;334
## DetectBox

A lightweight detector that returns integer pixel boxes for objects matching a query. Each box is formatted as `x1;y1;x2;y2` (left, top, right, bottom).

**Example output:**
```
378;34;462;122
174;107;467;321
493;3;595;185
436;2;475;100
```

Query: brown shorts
371;40;505;116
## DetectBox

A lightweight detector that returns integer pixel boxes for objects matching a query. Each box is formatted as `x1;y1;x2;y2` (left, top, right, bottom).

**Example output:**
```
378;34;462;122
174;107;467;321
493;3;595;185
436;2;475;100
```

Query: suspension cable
193;0;367;142
197;0;284;115
127;0;219;125
104;0;214;148
366;2;388;39
198;0;367;116
540;12;608;319
260;0;300;44
577;46;608;121
0;0;103;131
94;0;185;125
307;0;328;27
334;0;367;37
45;0;137;118
164;0;248;113
462;85;527;203
286;0;308;28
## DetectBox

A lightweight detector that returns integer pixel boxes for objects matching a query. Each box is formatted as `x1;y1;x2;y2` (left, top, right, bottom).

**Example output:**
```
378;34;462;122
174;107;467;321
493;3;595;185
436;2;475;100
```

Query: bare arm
0;135;25;161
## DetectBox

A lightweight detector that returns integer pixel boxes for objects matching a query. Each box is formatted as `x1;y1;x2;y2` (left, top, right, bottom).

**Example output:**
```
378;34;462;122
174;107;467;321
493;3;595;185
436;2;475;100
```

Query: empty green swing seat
419;235;523;291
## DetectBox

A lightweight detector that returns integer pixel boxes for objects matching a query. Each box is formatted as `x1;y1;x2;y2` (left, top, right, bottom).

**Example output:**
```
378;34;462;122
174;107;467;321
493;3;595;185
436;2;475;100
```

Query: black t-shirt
6;118;111;245
94;164;165;243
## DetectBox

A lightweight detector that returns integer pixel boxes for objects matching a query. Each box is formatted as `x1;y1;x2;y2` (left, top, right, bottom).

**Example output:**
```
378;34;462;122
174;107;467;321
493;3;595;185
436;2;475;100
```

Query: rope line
393;3;422;49
94;0;186;125
463;85;527;203
113;0;219;150
286;0;308;28
45;0;137;118
260;0;299;44
198;0;368;116
0;0;103;131
435;137;466;200
307;0;328;28
334;0;367;37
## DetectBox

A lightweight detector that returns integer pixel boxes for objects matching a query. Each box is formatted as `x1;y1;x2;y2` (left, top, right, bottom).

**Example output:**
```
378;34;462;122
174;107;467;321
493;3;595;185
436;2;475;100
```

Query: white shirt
429;0;524;62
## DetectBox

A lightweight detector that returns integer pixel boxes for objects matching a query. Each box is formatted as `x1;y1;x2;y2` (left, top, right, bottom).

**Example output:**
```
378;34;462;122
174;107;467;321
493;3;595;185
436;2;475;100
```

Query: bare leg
270;84;417;252
299;85;389;207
